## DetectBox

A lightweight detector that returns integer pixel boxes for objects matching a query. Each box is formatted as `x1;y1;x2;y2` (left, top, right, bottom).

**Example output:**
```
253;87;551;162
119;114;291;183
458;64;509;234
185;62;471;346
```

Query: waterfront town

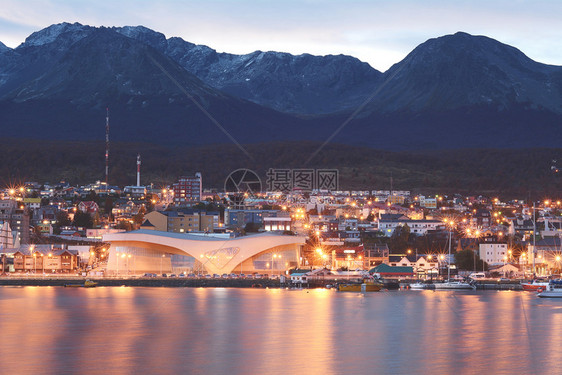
0;170;560;286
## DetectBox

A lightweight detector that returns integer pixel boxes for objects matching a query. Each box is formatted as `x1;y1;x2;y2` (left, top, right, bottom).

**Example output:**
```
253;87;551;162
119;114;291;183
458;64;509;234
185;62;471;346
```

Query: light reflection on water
1;287;562;374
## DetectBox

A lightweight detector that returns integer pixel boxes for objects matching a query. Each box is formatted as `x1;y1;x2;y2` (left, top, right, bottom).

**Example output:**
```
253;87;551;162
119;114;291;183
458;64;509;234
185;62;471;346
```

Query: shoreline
0;277;524;290
0;277;282;288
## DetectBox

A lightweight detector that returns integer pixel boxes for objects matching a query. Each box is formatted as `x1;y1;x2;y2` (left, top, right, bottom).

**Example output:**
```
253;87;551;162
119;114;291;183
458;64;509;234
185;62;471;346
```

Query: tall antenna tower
105;108;110;187
137;154;141;187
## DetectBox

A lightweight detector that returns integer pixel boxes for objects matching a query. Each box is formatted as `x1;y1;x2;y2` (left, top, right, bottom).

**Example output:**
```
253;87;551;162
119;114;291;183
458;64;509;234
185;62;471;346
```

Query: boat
537;280;562;298
433;222;476;290
521;279;550;291
433;280;475;290
409;282;427;290
409;281;435;290
338;278;382;292
64;280;98;288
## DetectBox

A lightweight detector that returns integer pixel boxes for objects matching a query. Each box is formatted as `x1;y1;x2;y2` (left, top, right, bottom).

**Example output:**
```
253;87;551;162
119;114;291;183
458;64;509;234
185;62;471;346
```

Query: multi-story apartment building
172;173;202;205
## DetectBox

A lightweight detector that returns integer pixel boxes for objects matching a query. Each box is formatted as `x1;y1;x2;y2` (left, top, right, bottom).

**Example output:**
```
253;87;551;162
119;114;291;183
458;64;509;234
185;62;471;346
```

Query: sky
1;0;561;72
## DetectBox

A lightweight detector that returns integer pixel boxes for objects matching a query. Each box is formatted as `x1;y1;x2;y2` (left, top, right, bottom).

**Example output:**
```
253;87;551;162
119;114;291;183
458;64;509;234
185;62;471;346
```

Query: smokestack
137;154;141;186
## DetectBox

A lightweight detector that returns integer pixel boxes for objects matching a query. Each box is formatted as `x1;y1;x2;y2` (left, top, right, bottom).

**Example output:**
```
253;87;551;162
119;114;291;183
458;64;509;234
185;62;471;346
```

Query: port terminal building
102;230;306;275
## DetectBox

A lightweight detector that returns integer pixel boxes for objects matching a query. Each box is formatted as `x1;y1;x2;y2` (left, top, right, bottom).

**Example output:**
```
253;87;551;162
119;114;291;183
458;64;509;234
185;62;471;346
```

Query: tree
132;206;146;226
193;202;207;210
116;221;133;231
389;224;411;253
455;249;488;271
73;211;93;228
244;222;262;233
56;211;71;227
85;190;99;204
104;198;114;217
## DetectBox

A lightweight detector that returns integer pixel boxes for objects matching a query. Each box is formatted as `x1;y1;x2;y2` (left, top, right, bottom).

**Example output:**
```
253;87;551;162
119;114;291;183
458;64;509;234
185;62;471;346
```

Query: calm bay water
1;287;561;375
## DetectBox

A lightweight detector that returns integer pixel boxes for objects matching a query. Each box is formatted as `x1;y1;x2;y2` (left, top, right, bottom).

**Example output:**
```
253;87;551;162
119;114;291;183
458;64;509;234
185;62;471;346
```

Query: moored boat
521;279;550;291
64;280;98;288
409;281;435;290
433;280;476;290
338;279;382;292
409;282;426;290
537;280;562;298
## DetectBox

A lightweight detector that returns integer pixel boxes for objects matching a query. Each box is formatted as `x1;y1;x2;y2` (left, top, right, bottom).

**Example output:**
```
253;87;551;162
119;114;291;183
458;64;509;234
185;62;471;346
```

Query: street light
120;253;126;276
29;245;35;274
272;254;280;275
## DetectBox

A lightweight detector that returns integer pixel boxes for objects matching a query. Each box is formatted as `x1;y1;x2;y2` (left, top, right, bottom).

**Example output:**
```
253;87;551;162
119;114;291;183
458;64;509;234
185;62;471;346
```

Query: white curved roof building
103;230;306;275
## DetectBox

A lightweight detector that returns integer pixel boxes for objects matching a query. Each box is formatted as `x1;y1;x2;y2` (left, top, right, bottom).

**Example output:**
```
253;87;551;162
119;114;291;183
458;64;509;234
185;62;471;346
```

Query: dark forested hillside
1;138;561;199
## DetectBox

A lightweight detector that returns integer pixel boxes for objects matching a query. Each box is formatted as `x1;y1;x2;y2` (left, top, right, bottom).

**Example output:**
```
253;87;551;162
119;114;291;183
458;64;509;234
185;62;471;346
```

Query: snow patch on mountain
113;26;167;50
22;22;89;47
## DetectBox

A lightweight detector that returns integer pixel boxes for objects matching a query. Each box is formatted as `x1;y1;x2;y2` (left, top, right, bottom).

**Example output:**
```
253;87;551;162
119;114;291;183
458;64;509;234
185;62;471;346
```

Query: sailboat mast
533;202;537;277
448;227;452;280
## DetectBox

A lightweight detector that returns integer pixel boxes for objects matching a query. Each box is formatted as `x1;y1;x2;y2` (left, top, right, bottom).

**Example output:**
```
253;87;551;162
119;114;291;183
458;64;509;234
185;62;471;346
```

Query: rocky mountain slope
0;23;561;150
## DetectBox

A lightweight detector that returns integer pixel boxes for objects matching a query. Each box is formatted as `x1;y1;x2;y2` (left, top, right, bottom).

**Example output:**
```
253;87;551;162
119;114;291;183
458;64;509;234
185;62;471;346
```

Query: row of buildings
3;173;562;276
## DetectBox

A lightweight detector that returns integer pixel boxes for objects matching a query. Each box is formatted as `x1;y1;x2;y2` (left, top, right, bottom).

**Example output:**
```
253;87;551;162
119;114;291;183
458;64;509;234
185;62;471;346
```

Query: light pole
443;218;455;281
427;254;433;280
120;253;126;276
160;254;165;276
29;245;35;274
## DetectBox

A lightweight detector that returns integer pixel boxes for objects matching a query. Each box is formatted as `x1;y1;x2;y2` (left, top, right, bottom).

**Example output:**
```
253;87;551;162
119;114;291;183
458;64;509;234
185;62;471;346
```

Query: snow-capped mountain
114;26;382;114
0;23;562;150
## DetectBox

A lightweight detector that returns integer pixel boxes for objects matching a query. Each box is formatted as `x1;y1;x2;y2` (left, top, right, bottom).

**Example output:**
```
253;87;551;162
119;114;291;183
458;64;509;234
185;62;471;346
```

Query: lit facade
103;230;306;275
172;173;202;204
479;243;508;265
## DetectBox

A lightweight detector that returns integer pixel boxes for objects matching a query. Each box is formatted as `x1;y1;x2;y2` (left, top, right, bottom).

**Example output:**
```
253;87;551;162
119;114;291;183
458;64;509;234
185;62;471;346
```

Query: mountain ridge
0;23;561;150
